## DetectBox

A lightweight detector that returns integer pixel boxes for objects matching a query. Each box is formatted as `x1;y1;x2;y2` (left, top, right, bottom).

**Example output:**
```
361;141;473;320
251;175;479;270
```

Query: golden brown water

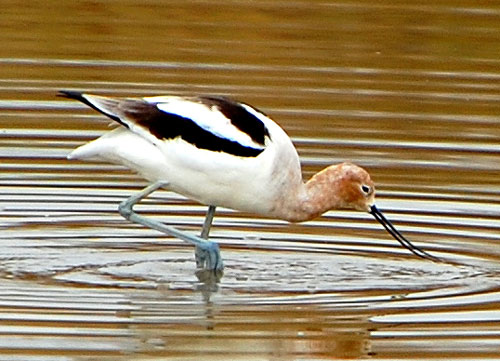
1;0;500;359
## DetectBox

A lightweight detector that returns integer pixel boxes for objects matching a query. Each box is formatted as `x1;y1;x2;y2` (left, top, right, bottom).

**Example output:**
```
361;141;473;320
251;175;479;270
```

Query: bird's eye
361;184;371;194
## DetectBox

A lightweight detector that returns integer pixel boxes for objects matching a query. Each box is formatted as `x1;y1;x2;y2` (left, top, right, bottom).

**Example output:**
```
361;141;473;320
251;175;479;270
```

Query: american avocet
60;90;438;272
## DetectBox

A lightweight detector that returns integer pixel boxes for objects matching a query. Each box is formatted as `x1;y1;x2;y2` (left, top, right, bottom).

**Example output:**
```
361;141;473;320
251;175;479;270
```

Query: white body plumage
68;94;304;218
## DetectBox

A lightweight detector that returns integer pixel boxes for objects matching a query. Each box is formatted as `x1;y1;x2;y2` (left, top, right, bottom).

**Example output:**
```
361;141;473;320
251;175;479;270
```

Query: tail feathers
67;127;129;161
58;90;122;123
67;140;100;160
58;90;100;112
58;90;86;101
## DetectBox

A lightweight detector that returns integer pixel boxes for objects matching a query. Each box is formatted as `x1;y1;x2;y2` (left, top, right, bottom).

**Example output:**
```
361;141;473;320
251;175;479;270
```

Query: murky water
1;0;500;359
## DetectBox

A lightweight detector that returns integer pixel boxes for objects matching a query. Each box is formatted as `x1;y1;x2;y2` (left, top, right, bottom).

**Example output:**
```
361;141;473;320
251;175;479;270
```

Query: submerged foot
195;241;223;272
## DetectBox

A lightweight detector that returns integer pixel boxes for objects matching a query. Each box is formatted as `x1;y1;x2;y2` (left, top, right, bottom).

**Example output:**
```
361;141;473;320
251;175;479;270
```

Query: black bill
370;205;440;262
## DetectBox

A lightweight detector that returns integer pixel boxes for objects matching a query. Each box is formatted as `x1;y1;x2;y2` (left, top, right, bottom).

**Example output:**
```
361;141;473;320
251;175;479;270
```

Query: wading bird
60;90;438;272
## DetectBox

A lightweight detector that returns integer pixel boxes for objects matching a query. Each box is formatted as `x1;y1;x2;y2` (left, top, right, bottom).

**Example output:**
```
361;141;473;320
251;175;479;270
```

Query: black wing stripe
196;96;270;146
60;91;269;157
124;101;265;157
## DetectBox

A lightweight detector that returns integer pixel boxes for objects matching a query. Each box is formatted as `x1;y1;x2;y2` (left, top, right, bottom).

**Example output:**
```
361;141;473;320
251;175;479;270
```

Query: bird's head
322;162;439;261
334;162;375;212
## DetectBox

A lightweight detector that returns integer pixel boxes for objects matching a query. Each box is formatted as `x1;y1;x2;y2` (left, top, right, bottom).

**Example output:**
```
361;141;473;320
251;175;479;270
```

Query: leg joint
118;199;133;219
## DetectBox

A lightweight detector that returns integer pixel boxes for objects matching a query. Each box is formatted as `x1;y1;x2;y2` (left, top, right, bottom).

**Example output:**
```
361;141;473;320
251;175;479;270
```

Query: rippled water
1;0;500;359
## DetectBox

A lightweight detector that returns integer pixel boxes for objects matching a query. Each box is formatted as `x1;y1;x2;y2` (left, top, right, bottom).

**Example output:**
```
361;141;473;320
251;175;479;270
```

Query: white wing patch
144;96;264;150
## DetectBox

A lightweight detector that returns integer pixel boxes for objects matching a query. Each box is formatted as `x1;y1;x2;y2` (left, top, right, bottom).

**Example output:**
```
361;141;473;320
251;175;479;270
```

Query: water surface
1;0;500;359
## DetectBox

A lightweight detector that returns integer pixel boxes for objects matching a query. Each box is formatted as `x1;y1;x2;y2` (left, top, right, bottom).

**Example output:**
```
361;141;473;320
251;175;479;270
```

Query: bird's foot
195;241;223;272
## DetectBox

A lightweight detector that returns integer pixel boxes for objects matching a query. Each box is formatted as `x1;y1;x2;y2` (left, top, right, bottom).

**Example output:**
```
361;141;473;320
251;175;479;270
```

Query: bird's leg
201;205;216;239
196;205;217;268
118;181;223;271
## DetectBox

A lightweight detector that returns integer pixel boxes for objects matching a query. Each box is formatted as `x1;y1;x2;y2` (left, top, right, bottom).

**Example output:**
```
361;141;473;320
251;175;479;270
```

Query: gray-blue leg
118;181;223;271
196;205;217;268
